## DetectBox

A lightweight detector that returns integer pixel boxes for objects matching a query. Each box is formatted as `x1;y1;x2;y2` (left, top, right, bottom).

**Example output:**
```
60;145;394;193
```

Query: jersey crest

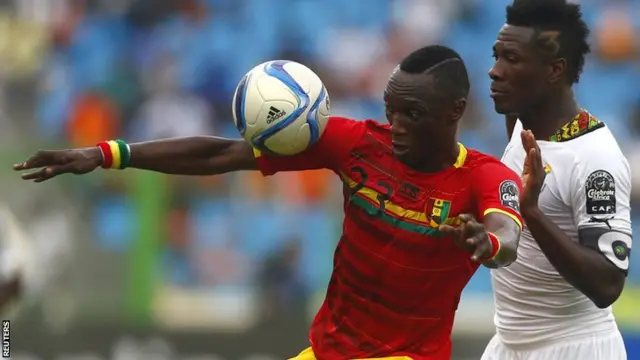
426;198;452;228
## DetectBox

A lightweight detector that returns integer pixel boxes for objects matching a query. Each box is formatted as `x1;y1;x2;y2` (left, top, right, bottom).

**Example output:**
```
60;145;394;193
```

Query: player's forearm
484;232;518;269
521;206;623;308
128;137;258;175
482;213;520;269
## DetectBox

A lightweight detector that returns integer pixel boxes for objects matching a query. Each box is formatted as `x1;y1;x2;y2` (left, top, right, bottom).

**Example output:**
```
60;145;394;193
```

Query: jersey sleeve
254;116;366;176
569;149;632;273
472;161;524;230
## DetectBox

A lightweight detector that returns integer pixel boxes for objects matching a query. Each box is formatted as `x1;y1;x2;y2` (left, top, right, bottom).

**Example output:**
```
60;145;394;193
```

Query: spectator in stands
257;239;307;323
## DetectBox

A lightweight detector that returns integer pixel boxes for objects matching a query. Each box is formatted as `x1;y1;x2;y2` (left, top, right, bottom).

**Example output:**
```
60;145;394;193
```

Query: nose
389;113;407;135
488;61;503;82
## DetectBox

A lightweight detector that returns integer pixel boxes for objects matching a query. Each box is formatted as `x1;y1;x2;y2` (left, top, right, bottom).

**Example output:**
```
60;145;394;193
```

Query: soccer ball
232;60;330;155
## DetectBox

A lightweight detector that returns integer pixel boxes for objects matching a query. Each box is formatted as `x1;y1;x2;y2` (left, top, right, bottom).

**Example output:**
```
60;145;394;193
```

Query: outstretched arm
15;117;366;182
128;137;257;175
519;130;631;308
14;137;257;181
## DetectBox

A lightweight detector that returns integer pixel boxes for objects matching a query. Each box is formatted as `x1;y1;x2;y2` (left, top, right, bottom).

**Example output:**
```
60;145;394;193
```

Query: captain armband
578;227;632;275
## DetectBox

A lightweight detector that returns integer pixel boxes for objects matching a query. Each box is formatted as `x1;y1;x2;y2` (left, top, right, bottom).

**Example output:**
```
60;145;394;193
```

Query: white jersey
0;205;71;304
493;117;632;347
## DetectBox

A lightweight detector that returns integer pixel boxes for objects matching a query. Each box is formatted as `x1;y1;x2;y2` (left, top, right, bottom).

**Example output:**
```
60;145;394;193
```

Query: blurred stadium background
0;0;638;359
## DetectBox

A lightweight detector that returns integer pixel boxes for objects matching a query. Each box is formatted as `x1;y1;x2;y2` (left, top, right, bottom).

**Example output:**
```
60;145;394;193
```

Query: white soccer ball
232;60;331;155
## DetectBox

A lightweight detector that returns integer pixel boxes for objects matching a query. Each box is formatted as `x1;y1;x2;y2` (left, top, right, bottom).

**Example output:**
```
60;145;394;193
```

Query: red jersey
254;117;523;360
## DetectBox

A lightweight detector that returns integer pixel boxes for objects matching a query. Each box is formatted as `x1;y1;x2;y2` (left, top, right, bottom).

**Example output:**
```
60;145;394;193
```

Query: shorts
289;347;412;360
480;330;627;360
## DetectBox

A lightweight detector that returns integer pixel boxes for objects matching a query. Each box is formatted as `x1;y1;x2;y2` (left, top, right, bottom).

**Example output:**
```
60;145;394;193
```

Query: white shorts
480;330;627;360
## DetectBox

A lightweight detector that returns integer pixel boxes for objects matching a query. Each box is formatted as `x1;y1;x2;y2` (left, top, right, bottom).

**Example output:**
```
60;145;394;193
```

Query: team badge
585;170;616;215
612;240;629;261
499;180;520;212
426;198;451;228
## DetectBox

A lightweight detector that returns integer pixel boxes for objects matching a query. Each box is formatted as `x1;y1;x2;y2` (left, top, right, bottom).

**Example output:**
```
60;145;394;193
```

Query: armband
96;140;131;170
579;227;632;274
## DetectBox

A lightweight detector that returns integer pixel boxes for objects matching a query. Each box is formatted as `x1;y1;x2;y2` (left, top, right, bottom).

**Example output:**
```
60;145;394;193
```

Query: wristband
483;232;501;261
96;139;131;169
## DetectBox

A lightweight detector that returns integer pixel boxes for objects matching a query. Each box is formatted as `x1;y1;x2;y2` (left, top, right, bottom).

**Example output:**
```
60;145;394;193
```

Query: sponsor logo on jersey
585;170;616;215
499;180;520;212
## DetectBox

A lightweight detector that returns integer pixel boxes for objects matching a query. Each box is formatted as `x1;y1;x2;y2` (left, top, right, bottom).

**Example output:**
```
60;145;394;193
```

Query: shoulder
333;117;391;150
464;149;521;191
326;116;387;137
562;127;630;181
466;148;517;175
572;127;629;165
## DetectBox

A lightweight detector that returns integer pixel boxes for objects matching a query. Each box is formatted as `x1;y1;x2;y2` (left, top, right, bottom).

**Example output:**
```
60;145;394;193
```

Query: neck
411;141;460;173
518;87;582;140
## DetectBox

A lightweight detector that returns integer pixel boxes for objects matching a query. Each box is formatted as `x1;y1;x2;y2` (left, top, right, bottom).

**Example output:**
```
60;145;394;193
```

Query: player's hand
520;130;545;210
439;214;492;262
13;147;103;182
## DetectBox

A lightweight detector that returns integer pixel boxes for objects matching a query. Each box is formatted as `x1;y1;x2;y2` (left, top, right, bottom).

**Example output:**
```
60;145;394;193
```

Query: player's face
385;69;458;167
489;25;550;114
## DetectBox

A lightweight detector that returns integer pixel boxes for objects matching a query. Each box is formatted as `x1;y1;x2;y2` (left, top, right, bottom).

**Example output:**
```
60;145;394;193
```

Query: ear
451;98;467;123
548;58;566;84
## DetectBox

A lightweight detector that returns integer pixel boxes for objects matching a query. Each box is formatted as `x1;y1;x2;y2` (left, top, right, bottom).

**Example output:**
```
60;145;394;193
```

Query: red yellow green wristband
96;140;131;169
483;232;501;261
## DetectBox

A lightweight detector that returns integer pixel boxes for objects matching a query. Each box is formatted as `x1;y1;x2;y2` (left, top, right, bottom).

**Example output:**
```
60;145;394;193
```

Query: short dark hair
399;45;470;100
506;0;590;84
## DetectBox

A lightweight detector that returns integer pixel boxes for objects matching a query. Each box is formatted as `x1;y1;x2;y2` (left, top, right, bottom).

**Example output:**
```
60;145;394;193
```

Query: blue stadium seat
462;266;493;296
92;196;135;251
234;201;292;257
297;208;338;290
68;16;128;89
190;197;233;247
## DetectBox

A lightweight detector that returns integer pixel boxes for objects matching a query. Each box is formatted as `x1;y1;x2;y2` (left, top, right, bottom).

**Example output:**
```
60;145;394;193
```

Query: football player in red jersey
14;45;523;359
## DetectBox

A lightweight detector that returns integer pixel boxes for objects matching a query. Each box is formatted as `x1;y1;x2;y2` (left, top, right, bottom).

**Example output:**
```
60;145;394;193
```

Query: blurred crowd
1;0;639;324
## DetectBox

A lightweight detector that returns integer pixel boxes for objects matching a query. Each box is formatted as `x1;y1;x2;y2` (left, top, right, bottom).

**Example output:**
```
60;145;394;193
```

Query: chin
493;103;513;115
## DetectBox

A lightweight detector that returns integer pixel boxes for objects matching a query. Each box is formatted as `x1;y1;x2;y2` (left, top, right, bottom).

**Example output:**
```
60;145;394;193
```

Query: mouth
490;86;509;98
392;141;410;154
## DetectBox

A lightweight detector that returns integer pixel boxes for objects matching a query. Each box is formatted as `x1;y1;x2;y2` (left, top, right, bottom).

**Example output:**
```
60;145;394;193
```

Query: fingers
520;129;534;150
447;214;491;261
520;130;541;154
468;236;491;262
438;224;461;238
458;213;473;223
13;150;56;170
20;164;73;182
527;147;544;179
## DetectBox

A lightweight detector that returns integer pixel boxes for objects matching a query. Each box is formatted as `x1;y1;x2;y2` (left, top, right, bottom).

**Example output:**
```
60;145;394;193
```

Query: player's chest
502;145;578;237
339;157;474;238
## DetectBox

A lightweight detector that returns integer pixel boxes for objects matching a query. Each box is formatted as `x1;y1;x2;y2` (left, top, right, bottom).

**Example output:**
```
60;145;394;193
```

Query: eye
408;110;421;120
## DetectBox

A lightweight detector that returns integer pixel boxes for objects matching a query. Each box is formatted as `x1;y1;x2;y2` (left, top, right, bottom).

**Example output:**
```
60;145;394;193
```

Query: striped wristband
96;140;131;169
483;232;501;261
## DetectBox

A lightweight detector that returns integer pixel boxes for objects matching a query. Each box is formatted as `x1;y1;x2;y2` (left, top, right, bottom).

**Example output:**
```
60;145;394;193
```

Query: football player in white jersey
0;205;71;315
482;0;631;359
